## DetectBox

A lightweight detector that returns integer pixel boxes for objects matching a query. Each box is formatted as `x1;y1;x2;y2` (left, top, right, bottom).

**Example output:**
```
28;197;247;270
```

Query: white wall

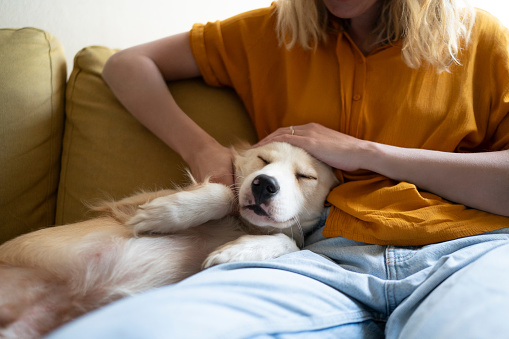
0;0;508;77
0;0;273;76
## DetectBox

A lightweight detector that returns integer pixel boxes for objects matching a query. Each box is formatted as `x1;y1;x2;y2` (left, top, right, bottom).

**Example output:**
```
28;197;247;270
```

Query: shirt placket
336;33;367;138
351;51;366;138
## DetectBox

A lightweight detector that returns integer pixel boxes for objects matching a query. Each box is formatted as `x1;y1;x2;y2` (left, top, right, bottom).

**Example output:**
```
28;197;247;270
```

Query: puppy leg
202;233;299;268
90;189;176;224
128;183;235;235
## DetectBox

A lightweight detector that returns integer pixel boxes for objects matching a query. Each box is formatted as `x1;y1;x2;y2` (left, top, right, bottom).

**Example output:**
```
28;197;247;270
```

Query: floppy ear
230;141;253;184
230;141;252;156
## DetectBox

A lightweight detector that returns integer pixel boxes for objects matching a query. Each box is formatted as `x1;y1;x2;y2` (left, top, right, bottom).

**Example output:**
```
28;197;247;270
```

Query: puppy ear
230;141;252;182
230;141;252;157
230;141;252;168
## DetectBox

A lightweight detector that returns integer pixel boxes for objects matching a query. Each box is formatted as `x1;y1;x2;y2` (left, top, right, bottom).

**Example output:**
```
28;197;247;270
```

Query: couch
0;27;258;244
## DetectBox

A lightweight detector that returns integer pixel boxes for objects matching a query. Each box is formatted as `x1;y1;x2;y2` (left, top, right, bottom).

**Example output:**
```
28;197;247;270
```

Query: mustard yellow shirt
190;3;509;245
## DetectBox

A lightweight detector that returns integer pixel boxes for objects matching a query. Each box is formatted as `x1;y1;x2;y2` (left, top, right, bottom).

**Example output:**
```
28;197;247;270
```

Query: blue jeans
47;212;509;338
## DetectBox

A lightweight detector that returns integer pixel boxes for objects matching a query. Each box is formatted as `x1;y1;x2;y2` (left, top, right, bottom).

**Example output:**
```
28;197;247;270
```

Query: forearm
102;35;220;165
364;142;509;216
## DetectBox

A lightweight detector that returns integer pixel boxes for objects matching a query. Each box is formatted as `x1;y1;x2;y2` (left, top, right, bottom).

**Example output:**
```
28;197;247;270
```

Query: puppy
0;142;338;338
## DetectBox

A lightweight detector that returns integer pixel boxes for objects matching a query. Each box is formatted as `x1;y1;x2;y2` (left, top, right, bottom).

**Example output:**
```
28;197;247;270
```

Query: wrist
354;139;383;172
362;141;417;180
181;137;224;165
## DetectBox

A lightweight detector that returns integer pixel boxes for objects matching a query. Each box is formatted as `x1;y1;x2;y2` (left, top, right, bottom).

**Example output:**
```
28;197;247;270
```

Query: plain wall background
0;0;273;75
1;0;508;76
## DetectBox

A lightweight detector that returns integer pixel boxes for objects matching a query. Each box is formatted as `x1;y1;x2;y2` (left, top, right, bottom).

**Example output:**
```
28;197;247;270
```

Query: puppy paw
127;195;187;235
202;234;299;269
128;184;235;236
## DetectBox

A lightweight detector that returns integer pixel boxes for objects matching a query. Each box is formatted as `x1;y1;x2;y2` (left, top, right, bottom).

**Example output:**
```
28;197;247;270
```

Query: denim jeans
47;211;509;338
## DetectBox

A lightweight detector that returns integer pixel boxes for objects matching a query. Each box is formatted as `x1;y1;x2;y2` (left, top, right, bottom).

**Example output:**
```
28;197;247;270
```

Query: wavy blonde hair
275;0;476;72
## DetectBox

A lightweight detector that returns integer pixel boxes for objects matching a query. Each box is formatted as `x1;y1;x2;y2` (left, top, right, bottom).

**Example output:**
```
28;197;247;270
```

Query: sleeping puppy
0;142;338;338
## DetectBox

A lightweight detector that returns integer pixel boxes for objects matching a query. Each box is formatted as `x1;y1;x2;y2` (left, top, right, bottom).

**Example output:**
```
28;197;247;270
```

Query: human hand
255;123;373;172
187;142;235;188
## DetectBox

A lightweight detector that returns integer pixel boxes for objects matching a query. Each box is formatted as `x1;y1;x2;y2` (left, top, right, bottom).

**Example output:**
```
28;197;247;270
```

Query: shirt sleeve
189;21;231;87
189;4;278;89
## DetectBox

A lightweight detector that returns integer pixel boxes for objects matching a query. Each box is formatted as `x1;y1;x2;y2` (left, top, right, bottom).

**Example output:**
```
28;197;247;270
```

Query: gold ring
290;126;295;135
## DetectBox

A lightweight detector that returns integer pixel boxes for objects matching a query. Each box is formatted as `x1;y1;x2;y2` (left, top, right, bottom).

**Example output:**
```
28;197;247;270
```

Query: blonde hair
275;0;476;72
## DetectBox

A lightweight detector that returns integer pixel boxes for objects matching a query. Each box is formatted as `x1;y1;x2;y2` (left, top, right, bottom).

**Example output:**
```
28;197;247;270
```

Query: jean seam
385;247;399;315
221;310;378;339
385;250;418;264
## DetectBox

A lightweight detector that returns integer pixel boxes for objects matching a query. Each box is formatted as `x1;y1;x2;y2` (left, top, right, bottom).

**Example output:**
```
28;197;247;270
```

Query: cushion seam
57;51;81;224
43;30;59;227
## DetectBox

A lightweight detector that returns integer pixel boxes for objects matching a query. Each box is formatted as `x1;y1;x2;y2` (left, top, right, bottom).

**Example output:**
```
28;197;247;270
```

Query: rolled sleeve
189;22;232;87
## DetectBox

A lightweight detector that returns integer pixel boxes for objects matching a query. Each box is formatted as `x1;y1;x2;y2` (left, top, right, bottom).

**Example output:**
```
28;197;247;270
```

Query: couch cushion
57;46;257;225
0;28;66;243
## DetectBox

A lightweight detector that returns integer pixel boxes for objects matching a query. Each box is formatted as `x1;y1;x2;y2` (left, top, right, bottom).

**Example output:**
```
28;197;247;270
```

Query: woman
49;0;509;337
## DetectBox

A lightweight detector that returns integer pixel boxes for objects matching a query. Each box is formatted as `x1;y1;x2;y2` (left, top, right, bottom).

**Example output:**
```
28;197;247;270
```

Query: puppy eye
258;156;270;165
296;173;317;180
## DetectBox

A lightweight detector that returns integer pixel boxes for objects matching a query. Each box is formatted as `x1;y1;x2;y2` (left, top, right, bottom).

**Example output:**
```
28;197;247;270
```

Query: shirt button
353;94;362;101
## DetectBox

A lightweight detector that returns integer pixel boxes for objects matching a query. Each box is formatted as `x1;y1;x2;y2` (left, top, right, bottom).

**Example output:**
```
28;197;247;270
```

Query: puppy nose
252;174;280;204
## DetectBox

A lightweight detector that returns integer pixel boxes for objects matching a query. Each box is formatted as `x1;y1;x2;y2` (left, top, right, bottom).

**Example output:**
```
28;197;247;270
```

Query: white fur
203;233;300;268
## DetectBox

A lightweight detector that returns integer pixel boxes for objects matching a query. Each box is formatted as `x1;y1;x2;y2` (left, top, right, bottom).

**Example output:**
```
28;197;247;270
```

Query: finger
209;172;234;187
255;134;308;151
254;126;297;147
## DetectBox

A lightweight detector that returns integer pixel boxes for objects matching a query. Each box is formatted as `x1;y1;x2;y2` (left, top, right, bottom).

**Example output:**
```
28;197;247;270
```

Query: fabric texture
47;226;509;338
189;4;509;245
0;28;66;243
56;46;257;225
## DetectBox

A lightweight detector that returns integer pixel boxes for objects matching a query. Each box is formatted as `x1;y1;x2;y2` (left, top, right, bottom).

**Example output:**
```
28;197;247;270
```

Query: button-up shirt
190;3;509;245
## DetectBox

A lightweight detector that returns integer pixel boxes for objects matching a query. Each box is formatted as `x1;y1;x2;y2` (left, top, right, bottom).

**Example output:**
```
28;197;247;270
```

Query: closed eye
258;156;270;165
296;173;317;180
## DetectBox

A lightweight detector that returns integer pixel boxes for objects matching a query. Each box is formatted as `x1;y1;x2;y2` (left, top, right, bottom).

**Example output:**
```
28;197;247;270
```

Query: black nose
251;174;280;204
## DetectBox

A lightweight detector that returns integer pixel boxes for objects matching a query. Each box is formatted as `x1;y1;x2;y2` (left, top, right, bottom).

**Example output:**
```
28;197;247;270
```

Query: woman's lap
47;250;385;338
47;228;509;339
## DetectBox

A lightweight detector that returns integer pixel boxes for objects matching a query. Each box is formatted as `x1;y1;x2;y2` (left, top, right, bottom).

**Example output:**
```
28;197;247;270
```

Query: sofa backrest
57;45;257;225
0;28;66;243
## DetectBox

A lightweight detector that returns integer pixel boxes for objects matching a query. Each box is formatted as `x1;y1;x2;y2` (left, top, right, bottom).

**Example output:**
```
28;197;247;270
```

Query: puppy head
234;142;339;233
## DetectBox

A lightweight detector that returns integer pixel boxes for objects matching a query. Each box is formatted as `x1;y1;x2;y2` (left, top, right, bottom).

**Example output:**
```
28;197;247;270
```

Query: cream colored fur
0;142;338;338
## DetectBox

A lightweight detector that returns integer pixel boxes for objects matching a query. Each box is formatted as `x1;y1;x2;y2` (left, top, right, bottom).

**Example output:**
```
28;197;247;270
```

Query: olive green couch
0;27;257;244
